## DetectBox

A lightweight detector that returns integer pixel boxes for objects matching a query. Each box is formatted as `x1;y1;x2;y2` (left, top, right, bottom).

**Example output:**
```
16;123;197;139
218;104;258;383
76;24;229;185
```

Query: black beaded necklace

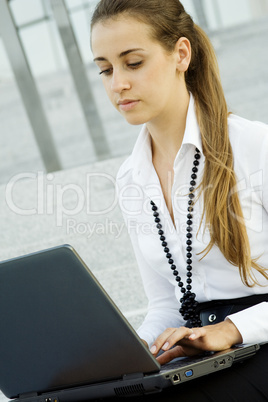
151;148;202;328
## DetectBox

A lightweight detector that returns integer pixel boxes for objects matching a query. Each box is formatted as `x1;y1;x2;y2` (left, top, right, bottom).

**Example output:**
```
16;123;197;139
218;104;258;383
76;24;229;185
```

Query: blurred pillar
193;0;209;30
50;0;110;160
0;0;62;173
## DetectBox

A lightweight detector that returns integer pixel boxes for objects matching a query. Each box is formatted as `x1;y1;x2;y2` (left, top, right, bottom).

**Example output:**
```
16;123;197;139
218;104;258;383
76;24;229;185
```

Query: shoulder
228;114;268;169
228;114;268;150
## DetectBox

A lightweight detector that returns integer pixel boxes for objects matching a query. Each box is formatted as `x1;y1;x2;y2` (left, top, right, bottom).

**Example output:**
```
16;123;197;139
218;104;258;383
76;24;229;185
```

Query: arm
128;228;185;347
150;319;243;365
227;302;268;345
150;303;268;364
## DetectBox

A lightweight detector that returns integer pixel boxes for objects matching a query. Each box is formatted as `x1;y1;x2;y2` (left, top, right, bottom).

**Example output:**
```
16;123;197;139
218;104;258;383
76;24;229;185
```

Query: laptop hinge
123;372;144;380
19;392;38;399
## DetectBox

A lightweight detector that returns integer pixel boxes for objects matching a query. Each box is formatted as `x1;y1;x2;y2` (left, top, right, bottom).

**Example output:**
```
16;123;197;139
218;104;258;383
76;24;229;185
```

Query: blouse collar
117;93;202;186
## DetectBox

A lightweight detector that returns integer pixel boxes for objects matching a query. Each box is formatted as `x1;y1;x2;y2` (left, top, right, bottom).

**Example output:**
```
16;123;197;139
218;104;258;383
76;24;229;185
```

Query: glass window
65;0;84;10
69;9;92;64
9;0;46;26
19;20;67;77
181;0;198;23
216;0;251;27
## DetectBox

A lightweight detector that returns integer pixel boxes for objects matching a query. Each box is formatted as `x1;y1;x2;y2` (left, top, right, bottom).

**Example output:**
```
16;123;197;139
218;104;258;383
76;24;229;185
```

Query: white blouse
116;94;268;347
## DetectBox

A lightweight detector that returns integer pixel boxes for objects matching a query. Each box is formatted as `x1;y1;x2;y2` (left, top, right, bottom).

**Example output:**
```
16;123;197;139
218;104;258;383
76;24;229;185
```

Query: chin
122;113;151;126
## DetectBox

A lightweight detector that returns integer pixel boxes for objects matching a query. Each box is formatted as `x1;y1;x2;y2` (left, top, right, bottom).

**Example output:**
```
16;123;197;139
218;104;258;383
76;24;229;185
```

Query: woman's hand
150;319;243;365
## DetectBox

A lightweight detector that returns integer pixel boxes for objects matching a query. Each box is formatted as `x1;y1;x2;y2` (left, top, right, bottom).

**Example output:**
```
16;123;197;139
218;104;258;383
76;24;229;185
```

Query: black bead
151;148;201;327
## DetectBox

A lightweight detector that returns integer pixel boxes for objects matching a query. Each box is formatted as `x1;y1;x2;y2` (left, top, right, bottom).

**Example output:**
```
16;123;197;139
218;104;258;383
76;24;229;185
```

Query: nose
110;69;131;93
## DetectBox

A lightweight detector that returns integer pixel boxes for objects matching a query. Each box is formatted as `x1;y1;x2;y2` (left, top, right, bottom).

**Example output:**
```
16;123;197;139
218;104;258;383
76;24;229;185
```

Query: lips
117;99;140;112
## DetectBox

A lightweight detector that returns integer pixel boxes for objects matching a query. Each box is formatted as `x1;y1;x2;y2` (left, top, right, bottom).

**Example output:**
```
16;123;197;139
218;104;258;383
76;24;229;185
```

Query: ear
174;37;191;73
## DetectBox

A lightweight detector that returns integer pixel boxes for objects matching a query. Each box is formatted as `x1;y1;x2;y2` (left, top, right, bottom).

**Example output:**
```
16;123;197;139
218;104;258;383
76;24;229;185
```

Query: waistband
188;294;268;327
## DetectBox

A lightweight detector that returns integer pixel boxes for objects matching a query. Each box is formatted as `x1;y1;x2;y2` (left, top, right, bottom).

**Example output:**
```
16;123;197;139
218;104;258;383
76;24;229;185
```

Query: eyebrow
93;48;145;62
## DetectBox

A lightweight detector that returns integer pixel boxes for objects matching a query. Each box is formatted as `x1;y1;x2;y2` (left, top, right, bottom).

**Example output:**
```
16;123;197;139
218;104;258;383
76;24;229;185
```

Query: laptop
0;245;260;401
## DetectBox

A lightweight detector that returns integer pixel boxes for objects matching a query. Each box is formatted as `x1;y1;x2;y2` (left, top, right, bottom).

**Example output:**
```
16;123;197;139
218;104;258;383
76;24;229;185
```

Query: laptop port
219;359;226;366
172;373;181;383
184;369;193;378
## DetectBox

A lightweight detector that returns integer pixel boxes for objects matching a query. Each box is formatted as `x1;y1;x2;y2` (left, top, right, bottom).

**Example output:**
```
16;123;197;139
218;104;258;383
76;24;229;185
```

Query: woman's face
91;15;188;126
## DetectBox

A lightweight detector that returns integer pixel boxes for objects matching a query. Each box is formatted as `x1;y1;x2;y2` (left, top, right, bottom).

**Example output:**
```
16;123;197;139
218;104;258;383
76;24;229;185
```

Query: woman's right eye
99;68;113;76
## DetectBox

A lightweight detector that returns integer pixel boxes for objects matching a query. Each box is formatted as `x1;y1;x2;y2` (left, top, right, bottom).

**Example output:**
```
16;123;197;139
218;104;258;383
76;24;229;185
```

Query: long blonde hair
91;0;268;286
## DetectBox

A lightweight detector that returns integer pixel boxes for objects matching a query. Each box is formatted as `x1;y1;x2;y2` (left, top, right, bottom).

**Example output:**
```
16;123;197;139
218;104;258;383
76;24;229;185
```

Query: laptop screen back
0;245;159;399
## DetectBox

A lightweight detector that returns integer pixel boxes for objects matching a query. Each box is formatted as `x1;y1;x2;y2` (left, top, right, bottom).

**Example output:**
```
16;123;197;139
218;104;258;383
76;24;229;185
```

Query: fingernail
189;334;196;340
163;342;169;350
150;345;157;354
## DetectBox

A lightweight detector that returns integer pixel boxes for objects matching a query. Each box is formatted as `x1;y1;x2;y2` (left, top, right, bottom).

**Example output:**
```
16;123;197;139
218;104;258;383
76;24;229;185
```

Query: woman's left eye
128;61;143;69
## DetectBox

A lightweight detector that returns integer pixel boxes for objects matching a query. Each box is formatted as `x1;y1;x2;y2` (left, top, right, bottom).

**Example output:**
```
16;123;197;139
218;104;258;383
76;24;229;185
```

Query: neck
148;89;190;166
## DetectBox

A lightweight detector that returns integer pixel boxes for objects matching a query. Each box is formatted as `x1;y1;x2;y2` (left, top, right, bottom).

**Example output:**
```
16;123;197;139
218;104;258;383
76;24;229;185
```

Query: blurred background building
0;2;267;400
0;0;268;184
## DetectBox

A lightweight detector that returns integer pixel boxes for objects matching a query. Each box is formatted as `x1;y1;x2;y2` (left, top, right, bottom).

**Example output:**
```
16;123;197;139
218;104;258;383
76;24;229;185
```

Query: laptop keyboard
160;352;215;373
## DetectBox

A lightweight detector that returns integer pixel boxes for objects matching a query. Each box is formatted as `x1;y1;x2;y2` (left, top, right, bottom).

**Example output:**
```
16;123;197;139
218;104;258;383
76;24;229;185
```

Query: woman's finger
150;327;195;355
156;345;186;365
187;327;207;341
